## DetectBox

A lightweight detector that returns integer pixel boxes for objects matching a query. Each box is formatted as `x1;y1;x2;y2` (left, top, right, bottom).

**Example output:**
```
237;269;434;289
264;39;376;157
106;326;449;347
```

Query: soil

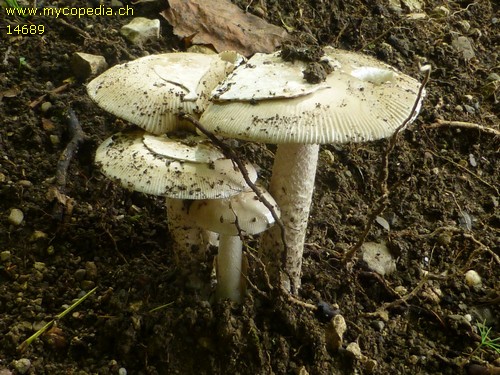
1;0;499;374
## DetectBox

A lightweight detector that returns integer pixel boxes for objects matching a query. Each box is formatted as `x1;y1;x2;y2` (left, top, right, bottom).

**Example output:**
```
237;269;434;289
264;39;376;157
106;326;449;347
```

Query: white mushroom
87;52;241;134
95;130;258;265
189;188;280;302
200;47;425;292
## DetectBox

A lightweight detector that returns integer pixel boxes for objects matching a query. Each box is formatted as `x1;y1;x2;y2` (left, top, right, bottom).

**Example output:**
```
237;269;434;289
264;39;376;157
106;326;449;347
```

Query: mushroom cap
87;52;238;135
95;130;257;199
200;47;425;144
189;188;280;235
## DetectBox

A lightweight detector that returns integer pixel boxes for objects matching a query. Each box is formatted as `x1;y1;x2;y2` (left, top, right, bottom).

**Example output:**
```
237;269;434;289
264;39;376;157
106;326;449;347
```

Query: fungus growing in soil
94;130;258;266
189;187;280;302
87;52;241;134
200;46;425;292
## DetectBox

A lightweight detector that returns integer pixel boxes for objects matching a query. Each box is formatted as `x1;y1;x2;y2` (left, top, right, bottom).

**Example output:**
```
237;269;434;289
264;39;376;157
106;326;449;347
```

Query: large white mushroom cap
95;130;257;199
200;47;425;144
189;188;280;235
87;52;239;135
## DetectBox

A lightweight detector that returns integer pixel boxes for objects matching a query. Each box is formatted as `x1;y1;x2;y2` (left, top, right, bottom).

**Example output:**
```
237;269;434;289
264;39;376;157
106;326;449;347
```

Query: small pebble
12;358;31;374
370;320;385;332
74;269;87;281
346;342;363;360
361;242;396;276
50;134;60;145
464;270;481;286
432;5;450;17
18;179;32;187
85;261;98;280
315;301;338;322
40;101;52;113
46;245;55;255
71;52;108;79
118;368;127;375
120;17;160;45
394;285;408;295
30;230;48;242
325;314;347;352
33;262;46;271
1;250;11;262
8;208;24;225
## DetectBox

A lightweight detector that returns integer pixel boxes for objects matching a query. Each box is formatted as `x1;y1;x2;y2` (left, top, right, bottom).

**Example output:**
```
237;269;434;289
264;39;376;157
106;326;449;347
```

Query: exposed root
48;108;88;223
425;119;500;136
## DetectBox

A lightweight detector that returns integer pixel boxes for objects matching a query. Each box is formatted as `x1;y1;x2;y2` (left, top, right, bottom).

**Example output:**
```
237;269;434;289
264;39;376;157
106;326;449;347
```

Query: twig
343;66;431;261
245;244;273;295
55;109;87;186
56;18;91;39
463;233;500;267
425;149;499;195
417;225;500;267
49;108;87;220
179;113;288;258
18;287;97;353
425;119;500;136
149;301;174;313
29;82;73;108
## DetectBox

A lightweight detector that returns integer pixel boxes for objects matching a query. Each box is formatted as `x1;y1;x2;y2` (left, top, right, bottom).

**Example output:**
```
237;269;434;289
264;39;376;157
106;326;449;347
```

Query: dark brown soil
1;0;499;374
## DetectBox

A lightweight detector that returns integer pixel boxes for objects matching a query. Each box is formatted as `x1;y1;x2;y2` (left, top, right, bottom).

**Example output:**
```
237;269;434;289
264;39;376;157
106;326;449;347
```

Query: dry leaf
42;118;56;131
1;87;21;101
162;0;289;57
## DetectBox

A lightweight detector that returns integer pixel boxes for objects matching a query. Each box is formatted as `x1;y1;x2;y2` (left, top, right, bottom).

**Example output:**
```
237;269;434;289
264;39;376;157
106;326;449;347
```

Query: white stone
326;314;347;351
452;35;475;61
401;0;423;11
465;270;482;286
120;17;160;45
8;208;24;226
12;358;31;374
346;342;363;360
361;242;396;276
71;52;108;79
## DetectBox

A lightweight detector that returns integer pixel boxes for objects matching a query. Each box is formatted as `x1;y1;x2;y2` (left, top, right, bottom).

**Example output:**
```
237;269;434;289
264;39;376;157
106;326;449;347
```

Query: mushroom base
166;198;210;267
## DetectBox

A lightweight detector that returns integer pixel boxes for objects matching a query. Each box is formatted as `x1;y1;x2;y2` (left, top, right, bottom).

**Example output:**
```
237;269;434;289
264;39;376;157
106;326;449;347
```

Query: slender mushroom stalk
261;144;319;292
200;47;425;292
94;130;258;268
189;188;280;302
216;235;245;302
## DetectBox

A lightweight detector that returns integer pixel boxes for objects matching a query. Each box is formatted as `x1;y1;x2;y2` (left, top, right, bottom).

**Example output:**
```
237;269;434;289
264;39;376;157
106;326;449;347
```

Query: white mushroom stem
188;188;278;303
166;198;208;264
216;235;246;302
260;143;320;293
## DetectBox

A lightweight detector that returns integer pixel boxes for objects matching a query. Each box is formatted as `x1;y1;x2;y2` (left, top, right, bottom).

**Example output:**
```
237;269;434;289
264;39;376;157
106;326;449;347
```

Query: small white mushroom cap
201;47;425;144
95;130;257;199
87;52;239;134
189;188;280;235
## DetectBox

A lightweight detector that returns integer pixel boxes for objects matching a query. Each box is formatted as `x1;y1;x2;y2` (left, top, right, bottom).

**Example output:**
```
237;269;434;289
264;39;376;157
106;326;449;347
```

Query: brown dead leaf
42;118;56;131
1;87;21;101
162;0;289;57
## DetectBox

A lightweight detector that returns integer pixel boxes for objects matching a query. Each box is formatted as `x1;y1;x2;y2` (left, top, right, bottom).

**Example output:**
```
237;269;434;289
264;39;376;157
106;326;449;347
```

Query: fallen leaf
162;0;289;57
42;118;56;131
1;87;21;101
